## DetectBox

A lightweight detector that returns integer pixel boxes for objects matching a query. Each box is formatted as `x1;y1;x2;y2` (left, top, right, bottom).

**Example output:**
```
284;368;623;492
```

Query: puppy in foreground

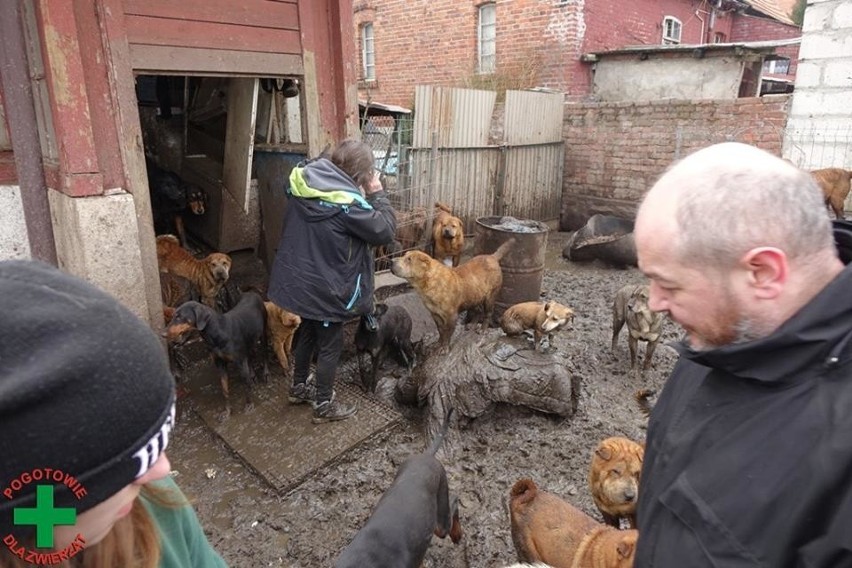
334;408;462;568
391;239;515;351
500;301;574;352
510;478;636;568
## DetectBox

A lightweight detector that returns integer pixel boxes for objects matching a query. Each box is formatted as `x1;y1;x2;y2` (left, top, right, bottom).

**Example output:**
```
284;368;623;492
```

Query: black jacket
267;158;396;322
635;260;852;568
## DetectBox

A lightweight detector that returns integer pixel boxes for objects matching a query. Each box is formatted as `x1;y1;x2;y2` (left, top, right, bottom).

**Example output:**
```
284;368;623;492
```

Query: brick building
353;0;801;107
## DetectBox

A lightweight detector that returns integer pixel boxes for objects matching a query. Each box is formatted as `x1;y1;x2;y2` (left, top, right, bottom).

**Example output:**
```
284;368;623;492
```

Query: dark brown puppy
611;283;663;370
147;157;208;248
354;303;416;393
156;234;232;308
510;478;637;568
810;168;852;220
391;239;514;351
432;202;465;267
334;408;462;568
164;291;268;420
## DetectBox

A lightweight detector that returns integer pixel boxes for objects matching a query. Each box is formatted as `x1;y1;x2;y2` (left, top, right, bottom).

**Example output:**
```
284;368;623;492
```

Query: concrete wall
784;0;852;170
0;185;31;259
591;54;746;101
560;95;791;229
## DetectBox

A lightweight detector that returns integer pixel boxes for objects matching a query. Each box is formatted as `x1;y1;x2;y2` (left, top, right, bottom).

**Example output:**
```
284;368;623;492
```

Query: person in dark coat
633;142;852;567
268;139;396;423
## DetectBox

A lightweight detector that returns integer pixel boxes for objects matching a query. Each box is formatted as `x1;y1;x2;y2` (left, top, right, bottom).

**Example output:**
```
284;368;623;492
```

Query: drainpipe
0;1;56;264
695;2;707;44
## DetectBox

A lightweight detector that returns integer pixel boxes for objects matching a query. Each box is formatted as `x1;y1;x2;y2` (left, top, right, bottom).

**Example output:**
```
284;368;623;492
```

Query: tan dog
501;301;575;352
510;478;637;568
611;283;663;370
810;168;852;219
264;302;301;376
391;239;514;351
589;437;644;529
432;202;465;267
156;234;232;308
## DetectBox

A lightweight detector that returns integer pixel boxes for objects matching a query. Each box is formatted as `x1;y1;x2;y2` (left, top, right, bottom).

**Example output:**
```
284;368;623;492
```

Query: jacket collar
680;263;852;384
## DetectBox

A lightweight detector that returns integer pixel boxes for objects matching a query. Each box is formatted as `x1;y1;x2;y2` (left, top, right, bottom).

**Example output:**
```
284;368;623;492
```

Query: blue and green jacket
267;157;396;322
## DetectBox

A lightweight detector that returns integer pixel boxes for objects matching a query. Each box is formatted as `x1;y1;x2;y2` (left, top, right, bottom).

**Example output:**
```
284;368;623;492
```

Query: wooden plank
223;78;258;213
129;45;302;76
125;15;301;54
122;0;299;31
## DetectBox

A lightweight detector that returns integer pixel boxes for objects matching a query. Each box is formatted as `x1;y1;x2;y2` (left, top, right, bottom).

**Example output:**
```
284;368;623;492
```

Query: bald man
633;143;852;567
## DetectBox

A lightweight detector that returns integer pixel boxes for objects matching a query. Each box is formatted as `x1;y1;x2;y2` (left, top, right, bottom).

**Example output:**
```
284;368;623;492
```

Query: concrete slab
183;360;402;493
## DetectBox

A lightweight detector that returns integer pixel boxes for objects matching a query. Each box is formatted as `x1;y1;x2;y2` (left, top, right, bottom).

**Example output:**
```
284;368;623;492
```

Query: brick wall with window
730;14;801;77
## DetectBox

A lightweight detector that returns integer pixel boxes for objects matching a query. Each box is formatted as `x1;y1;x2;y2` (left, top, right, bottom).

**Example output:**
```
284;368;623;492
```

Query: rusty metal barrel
474;216;549;319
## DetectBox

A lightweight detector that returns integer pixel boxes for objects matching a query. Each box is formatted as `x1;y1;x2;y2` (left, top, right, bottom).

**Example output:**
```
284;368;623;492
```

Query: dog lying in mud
391;239;514;352
810;167;852;220
156;234;232;308
334;408;462;568
611;283;663;370
510;478;637;568
589;436;644;529
432;202;465;267
354;303;416;393
500;301;574;352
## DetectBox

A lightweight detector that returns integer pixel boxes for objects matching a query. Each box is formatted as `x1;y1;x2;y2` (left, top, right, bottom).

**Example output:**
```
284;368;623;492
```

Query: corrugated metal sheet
504;90;564;145
413;86;496;148
502;142;564;221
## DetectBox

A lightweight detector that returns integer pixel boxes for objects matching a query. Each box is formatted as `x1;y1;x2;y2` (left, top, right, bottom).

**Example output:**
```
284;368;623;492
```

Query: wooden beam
129;45;302;76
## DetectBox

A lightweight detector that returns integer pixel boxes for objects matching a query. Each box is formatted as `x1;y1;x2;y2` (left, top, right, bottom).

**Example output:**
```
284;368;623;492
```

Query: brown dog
156;234;232;308
510;478;637;568
589;437;644;529
810;168;852;219
432;202;465;267
391;239;514;351
264;302;301;377
500;301;575;352
611;283;663;370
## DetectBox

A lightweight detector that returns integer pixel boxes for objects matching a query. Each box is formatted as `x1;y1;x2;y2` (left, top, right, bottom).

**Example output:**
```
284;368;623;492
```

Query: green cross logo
13;485;77;548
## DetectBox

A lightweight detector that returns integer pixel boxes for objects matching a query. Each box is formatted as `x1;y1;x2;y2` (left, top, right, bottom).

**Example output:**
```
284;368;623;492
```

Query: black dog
163;290;268;420
334;408;462;568
354;303;416;393
147;157;208;249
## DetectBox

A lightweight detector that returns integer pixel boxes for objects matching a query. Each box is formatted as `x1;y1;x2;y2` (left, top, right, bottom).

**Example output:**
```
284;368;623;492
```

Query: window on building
714;32;726;43
478;3;496;74
662;16;682;45
762;57;791;75
361;23;375;82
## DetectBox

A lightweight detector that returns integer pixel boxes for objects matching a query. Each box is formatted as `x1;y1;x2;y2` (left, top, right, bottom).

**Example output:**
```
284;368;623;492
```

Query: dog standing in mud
164;291;268;420
500;301;575;352
589;436;644;529
334;408;463;568
431;202;465;267
156;234;232;308
264;302;301;377
510;478;637;568
611;283;663;370
354;303;416;393
391;239;514;351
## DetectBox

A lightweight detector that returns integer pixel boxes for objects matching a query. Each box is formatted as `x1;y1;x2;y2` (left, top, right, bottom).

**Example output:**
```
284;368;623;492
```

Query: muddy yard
167;232;682;568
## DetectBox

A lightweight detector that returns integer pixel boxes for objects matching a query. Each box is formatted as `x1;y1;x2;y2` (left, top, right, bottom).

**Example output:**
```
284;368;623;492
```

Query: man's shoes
312;398;357;424
288;381;316;405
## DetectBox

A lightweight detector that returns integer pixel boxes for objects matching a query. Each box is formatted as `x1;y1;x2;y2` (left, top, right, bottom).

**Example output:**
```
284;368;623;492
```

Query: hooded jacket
267;158;396;322
635;252;852;567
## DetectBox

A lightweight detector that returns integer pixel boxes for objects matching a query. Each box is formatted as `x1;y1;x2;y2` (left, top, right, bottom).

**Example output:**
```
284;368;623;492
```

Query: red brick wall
560;95;791;229
730;14;801;78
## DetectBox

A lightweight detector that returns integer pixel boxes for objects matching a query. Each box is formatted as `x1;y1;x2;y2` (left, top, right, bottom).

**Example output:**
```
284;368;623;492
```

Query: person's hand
365;171;383;196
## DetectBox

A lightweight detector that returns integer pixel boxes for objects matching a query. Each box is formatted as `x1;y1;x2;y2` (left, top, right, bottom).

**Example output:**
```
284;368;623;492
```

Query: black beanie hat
0;260;176;542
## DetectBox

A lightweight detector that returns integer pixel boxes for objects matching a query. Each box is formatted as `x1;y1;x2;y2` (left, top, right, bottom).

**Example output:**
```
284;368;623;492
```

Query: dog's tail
635;388;657;418
428;406;455;455
434;201;453;214
510;478;538;506
491;238;516;262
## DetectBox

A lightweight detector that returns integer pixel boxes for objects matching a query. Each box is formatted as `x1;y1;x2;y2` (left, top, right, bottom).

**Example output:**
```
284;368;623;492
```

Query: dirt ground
167;231;683;568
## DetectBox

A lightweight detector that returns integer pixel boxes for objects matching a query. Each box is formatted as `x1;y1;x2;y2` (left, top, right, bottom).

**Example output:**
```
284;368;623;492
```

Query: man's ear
741;247;787;299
